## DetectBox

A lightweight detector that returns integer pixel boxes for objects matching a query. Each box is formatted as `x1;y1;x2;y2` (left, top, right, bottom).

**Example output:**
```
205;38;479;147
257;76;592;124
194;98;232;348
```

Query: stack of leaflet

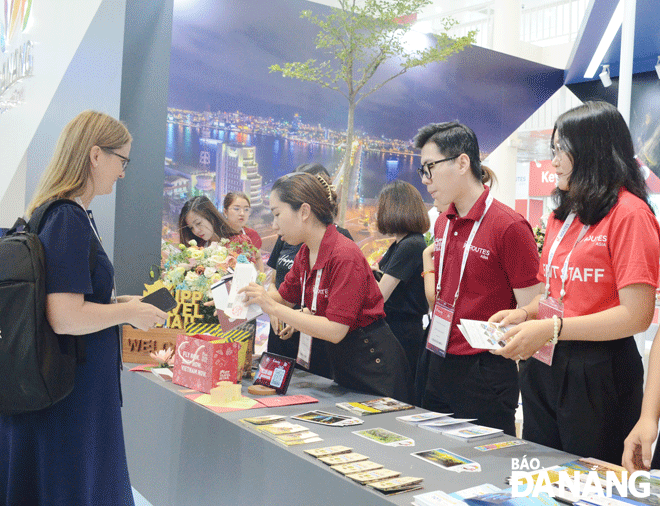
574;469;660;506
507;458;660;505
417;417;477;434
336;397;414;416
413;484;559;506
396;412;453;425
305;446;424;495
243;419;323;446
457;319;513;350
443;426;503;441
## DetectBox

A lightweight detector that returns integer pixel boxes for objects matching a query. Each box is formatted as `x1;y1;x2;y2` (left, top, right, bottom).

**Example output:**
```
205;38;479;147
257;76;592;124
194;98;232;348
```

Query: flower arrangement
157;238;261;323
150;348;174;368
532;226;545;256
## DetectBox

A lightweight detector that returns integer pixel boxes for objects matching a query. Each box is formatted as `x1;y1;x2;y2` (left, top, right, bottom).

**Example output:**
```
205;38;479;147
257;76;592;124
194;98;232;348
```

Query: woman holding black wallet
0;111;167;505
240;172;413;402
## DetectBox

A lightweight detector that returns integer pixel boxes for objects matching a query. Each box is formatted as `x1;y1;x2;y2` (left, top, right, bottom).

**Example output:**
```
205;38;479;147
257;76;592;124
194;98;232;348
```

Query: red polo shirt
279;224;385;331
539;189;660;318
243;227;262;249
433;188;540;355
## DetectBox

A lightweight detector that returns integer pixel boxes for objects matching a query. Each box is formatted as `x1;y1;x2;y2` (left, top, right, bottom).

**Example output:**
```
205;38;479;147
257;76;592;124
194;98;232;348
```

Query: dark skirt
327;319;413;403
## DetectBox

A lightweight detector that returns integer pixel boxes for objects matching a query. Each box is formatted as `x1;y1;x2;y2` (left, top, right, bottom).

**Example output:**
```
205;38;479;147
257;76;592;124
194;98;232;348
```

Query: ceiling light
584;0;623;79
599;65;612;87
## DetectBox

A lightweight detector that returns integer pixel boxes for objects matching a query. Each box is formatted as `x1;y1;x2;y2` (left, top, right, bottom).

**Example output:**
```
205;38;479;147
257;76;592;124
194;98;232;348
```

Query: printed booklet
335;397;414;416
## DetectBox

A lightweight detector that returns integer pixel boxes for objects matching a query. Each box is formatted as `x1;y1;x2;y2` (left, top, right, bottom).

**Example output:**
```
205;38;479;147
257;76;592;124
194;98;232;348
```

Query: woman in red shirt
491;101;660;464
223;192;264;271
241;173;412;402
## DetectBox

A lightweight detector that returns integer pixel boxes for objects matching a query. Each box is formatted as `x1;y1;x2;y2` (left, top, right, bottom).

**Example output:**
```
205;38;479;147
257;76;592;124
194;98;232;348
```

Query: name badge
297;332;313;369
426;300;455;357
532;297;564;366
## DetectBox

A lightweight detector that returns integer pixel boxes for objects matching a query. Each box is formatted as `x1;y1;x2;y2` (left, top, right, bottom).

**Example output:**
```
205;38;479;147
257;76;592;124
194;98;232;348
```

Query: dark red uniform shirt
433;188;540;355
279;225;385;332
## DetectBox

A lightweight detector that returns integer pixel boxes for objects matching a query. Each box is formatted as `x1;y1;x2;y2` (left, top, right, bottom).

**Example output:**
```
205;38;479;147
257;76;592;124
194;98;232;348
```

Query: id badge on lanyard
533;213;589;366
297;269;322;369
426;194;493;357
427;300;454;357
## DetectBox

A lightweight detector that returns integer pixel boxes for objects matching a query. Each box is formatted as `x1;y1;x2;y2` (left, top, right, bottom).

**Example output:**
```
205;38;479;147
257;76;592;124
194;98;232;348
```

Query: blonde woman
0;110;167;505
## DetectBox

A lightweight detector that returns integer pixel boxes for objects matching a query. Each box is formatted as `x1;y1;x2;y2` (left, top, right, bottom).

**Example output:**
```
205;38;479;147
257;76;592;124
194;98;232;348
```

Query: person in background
266;163;352;378
373;180;429;378
418;121;541;436
241;172;413;401
0;110;168;505
223;191;265;272
624;323;660;472
178;195;234;247
491;101;659;464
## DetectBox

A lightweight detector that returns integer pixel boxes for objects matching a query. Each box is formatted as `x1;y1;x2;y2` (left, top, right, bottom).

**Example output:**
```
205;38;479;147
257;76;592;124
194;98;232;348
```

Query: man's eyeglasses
101;147;130;170
417;155;459;180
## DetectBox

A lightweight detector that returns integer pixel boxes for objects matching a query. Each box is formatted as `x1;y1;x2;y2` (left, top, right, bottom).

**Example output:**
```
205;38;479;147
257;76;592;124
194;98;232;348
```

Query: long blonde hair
26;110;131;217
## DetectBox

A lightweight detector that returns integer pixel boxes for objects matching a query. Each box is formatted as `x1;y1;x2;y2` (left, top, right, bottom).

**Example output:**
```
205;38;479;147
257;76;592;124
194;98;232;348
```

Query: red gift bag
172;334;240;393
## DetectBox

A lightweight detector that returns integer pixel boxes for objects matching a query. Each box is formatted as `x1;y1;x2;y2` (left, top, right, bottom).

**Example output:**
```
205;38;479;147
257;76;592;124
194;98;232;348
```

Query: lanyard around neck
301;269;323;314
544;212;590;300
75;197;117;304
436;193;493;305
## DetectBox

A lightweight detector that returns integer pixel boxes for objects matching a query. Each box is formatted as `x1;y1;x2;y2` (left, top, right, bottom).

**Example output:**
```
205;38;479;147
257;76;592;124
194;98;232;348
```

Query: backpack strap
29;199;100;365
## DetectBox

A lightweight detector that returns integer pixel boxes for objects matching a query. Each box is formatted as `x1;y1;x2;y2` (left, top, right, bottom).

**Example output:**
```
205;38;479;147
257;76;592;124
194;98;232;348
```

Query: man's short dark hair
414;121;483;182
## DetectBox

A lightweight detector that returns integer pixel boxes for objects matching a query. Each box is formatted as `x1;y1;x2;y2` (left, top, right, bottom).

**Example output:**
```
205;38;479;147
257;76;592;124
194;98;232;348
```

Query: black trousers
423;351;519;436
520;337;643;464
385;314;425;379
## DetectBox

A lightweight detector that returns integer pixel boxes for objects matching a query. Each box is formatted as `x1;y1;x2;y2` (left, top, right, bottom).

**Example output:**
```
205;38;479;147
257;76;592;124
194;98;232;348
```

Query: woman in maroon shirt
223;192;264;272
241;173;412;402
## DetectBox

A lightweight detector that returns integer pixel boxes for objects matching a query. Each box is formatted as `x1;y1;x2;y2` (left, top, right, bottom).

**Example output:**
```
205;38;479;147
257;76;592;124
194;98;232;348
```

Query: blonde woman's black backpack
0;199;96;415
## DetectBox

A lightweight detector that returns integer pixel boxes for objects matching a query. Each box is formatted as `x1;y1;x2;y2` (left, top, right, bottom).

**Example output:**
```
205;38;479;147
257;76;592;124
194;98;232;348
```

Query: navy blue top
0;203;135;505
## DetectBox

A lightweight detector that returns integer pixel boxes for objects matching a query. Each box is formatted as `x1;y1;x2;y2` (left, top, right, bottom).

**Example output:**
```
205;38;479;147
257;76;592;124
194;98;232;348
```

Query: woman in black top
374;180;430;377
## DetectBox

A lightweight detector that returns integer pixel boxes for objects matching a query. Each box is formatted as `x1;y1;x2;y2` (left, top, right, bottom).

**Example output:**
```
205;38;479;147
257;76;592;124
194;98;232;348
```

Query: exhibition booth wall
3;0;660;295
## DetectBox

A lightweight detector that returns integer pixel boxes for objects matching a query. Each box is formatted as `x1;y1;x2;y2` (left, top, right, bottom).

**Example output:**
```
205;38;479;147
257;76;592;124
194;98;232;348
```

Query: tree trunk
337;101;355;226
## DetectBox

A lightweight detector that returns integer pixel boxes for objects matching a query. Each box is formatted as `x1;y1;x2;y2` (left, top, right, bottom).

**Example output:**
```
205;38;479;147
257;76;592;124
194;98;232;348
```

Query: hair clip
315;174;334;202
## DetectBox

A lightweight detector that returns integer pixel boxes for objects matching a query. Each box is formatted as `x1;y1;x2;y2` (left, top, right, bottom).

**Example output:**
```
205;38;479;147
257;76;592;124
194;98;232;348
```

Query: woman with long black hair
491;101;660;464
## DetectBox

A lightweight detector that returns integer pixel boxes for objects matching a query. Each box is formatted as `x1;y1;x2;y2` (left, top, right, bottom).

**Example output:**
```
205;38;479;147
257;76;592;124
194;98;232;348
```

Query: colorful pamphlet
330;461;384;475
458;319;514;350
304;446;353;458
318;452;370;465
411;448;481;473
367;476;424;495
256;422;307;436
397;411;453;424
352;427;414;447
474;440;527;452
274;431;322;446
419;417;477;433
464;488;559;506
346;468;401;484
335;397;414;416
291;409;363;426
239;415;285;425
414;484;502;506
443;425;503;440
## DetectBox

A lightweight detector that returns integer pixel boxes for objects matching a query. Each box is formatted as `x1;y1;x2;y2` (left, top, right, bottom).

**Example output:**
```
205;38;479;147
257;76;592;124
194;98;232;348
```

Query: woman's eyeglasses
101;147;130;170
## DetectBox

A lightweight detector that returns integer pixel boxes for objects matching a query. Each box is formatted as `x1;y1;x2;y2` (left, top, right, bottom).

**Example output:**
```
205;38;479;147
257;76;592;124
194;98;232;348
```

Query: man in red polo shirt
417;122;542;435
